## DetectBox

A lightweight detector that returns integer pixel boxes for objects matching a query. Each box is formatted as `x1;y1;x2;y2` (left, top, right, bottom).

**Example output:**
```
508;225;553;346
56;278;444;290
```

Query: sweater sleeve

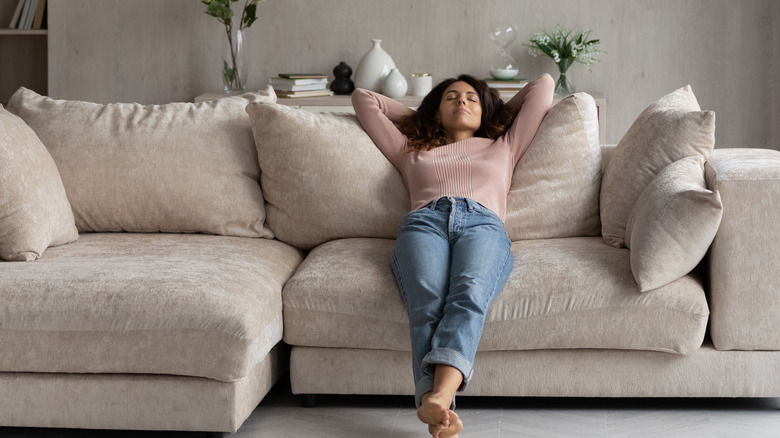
502;74;555;164
351;88;410;170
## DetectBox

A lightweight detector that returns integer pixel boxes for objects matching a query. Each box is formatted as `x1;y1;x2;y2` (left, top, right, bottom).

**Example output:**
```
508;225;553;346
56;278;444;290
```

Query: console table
195;92;606;144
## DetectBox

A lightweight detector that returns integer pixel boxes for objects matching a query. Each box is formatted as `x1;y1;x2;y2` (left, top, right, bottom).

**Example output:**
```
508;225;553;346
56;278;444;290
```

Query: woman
352;73;554;438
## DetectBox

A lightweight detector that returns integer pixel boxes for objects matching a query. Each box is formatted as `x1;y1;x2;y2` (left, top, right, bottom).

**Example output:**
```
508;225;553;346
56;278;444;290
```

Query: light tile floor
2;378;780;437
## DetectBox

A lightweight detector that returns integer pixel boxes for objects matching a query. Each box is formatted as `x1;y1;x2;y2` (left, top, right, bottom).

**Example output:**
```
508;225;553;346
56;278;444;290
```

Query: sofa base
0;343;288;434
290;343;780;399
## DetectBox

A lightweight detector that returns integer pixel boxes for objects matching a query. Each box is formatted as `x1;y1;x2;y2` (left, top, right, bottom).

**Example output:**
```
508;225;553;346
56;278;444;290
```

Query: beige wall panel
47;0;778;149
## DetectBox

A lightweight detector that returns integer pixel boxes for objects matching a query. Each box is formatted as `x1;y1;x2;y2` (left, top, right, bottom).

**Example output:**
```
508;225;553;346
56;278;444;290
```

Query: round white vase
354;39;396;92
382;68;408;98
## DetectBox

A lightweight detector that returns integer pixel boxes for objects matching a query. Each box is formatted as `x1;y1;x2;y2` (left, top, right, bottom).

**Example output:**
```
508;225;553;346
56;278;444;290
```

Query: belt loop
428;198;439;210
465;198;478;212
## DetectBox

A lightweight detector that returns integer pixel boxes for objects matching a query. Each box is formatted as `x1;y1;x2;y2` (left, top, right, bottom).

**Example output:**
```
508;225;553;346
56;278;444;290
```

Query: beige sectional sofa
1;83;778;435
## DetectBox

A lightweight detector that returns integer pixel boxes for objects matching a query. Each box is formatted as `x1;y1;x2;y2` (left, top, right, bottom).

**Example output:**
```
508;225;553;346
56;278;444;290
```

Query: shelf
0;29;47;35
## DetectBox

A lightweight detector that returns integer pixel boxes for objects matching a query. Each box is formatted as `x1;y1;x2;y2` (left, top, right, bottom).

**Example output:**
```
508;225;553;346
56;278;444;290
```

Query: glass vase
222;27;247;94
555;58;574;95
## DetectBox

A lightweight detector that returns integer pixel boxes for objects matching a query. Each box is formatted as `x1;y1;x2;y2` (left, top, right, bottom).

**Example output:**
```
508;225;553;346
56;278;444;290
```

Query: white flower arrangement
525;26;604;69
525;25;604;94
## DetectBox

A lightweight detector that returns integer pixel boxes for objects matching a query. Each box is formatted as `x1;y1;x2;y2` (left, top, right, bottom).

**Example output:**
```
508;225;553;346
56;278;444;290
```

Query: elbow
351;88;374;106
351;88;367;106
538;73;555;92
537;73;555;104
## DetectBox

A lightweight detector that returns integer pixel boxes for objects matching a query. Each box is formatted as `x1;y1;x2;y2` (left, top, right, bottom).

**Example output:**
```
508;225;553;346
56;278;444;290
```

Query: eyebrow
445;90;479;97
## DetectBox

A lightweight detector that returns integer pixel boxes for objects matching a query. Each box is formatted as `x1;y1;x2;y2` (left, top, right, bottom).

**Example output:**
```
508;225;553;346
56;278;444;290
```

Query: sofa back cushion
505;92;602;240
600;85;716;248
246;102;409;250
7;87;274;238
0;106;78;261
246;92;602;249
626;155;723;292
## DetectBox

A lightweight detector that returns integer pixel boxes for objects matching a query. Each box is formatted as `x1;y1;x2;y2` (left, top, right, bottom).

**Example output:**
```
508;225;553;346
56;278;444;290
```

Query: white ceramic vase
382;68;408;98
354;39;396;92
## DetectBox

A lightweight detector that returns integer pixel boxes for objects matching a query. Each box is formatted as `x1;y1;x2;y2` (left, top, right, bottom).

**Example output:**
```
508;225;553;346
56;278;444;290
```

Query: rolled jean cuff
422;348;474;387
414;375;459;410
414;375;435;408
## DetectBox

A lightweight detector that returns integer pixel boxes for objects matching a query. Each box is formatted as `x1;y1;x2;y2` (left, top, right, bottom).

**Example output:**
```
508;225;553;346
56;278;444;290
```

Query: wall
48;0;779;149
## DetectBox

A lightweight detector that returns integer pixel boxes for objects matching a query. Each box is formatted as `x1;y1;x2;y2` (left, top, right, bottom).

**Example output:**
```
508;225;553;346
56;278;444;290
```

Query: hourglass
489;22;519;80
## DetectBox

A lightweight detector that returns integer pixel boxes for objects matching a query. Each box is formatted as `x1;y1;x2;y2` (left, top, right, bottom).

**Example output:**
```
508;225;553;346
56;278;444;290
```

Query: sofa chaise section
0;233;302;432
0;87;305;434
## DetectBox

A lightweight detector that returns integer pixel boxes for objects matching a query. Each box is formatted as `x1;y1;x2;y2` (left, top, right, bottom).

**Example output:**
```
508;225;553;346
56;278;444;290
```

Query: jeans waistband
424;197;482;212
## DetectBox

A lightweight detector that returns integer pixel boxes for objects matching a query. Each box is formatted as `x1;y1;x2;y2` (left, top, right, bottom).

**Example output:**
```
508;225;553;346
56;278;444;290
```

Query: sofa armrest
704;148;780;350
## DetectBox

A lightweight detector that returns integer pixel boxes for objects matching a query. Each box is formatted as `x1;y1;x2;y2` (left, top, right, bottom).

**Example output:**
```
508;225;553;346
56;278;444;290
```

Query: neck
446;130;475;144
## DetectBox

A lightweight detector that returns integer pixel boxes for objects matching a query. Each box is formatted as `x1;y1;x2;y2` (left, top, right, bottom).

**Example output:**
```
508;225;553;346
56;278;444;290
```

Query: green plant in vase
525;26;604;95
202;0;265;93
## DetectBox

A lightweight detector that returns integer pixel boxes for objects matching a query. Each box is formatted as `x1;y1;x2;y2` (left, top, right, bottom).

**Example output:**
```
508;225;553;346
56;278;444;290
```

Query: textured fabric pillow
626;155;722;292
601;85;716;248
246;103;409;249
7;87;275;238
505;92;602;240
0;106;78;261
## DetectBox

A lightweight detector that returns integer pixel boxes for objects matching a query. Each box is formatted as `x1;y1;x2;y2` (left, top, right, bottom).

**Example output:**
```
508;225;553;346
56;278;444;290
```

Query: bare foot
440;409;463;438
418;392;451;437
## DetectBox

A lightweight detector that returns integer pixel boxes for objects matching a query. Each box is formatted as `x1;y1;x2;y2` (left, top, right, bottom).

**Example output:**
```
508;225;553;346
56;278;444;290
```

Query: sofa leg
302;393;317;407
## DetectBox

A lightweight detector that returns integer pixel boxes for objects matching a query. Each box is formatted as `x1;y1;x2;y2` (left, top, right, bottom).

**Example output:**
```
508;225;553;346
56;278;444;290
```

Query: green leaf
223;60;236;84
243;3;257;28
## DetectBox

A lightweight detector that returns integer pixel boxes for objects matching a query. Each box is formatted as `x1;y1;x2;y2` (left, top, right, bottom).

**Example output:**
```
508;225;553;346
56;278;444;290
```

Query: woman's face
437;81;482;141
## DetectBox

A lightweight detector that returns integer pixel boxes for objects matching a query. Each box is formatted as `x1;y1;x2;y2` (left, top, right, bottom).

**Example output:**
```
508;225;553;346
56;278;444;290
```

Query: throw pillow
505;92;602;240
245;102;410;250
7;87;275;238
0;105;78;261
600;85;716;248
625;155;723;292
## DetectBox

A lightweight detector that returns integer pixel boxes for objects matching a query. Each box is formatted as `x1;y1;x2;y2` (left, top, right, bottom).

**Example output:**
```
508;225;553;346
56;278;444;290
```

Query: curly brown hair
397;74;513;151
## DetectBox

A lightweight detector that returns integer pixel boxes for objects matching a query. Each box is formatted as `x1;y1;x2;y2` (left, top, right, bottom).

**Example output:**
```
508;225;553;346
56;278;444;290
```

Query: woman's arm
502;74;555;163
351;88;413;170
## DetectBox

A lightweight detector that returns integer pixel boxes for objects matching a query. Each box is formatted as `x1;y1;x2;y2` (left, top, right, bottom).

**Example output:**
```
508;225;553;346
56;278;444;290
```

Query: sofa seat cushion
0;233;303;382
283;237;709;355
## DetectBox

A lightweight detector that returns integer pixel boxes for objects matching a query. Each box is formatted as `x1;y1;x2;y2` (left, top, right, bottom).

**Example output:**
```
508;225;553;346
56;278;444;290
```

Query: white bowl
489;69;519;80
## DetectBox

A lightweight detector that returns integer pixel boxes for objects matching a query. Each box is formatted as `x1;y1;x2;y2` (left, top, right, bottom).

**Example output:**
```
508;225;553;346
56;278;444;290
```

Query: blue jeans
392;197;513;408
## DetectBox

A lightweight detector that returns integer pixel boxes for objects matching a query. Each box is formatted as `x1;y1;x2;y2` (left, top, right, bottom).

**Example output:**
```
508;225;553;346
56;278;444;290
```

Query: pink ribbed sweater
352;75;554;221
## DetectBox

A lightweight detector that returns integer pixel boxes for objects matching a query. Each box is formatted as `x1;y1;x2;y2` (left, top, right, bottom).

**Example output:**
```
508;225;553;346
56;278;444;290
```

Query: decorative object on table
201;0;267;94
488;22;519;80
525;25;604;95
272;73;333;98
382;68;408;98
409;73;433;97
330;61;355;95
354;39;396;92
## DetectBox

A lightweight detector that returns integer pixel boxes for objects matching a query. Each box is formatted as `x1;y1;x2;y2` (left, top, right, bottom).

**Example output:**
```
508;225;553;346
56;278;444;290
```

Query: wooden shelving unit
0;28;46;35
1;1;48;105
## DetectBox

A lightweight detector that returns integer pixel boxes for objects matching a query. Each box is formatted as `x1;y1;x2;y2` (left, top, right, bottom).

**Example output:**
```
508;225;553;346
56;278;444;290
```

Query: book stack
485;77;528;93
271;74;333;99
8;0;46;30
